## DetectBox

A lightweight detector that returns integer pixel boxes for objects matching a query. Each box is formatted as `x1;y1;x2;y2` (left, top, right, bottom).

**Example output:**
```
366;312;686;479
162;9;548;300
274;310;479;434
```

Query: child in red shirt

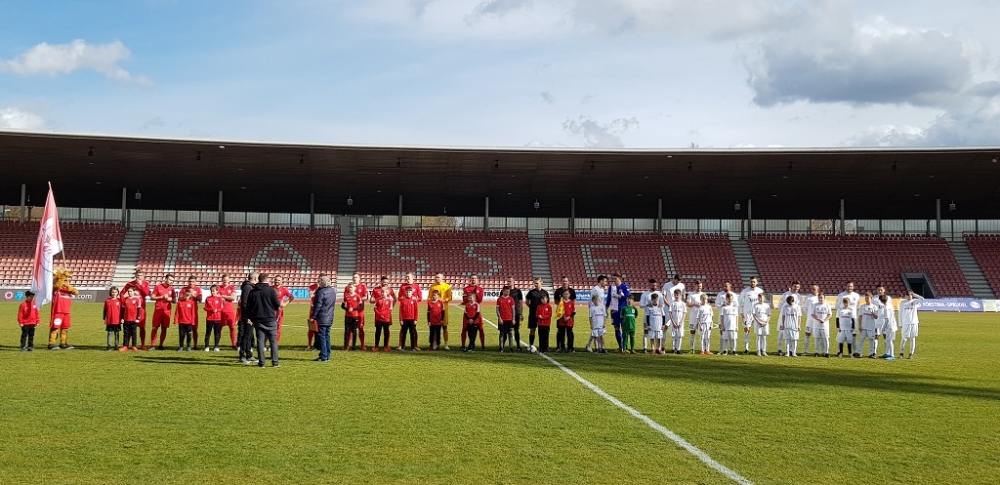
556;289;576;353
120;287;142;351
203;285;225;352
341;284;363;351
103;287;122;351
462;291;483;352
17;291;40;351
496;286;515;352
397;286;419;351
535;295;553;353
174;288;197;351
370;276;396;352
427;290;445;350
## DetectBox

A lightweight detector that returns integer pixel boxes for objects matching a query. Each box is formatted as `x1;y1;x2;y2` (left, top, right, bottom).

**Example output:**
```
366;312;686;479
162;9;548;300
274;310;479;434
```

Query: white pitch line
478;311;753;485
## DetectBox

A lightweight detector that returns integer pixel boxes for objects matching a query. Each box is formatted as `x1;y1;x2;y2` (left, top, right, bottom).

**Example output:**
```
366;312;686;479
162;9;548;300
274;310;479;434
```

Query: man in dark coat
245;273;282;368
309;274;337;362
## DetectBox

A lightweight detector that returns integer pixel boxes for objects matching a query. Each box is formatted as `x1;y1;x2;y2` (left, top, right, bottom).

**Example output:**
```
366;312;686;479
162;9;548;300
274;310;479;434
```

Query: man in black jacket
245;273;282;368
309;275;337;362
237;272;258;364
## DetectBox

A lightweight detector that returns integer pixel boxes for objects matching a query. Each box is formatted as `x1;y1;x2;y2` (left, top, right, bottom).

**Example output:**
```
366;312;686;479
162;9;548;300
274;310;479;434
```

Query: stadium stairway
947;240;996;299
335;228;357;290
731;239;762;289
528;230;554;289
111;227;145;288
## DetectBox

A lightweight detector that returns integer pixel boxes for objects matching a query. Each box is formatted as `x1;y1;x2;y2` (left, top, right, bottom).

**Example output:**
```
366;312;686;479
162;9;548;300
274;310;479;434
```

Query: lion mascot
48;268;79;350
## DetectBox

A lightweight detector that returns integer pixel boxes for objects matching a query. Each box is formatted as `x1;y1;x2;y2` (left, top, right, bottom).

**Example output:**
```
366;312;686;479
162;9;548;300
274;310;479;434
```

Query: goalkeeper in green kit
621;294;639;354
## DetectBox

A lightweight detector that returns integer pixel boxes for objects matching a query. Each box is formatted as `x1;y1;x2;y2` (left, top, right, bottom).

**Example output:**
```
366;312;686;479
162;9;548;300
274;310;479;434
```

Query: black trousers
205;320;222;348
20;325;36;348
429;325;442;348
237;321;254;359
123;321;138;348
399;320;417;349
374;322;391;348
556;326;566;350
466;324;480;350
178;324;193;347
344;316;359;349
538;326;551;352
499;321;513;349
512;318;522;349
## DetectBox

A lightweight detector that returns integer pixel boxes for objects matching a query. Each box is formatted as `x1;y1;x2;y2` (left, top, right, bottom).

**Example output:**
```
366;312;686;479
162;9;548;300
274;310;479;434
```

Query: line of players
636;276;923;360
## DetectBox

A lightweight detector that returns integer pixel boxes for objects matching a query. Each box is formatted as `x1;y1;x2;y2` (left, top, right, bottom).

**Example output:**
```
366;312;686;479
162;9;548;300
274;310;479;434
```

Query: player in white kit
719;293;740;355
752;293;771;356
589;293;607;354
696;294;714;355
859;293;880;358
645;293;665;354
836;297;856;357
836;282;861;357
811;293;832;357
876;294;897;360
739;277;764;355
776;281;801;356
716;282;735;352
801;285;821;355
668;289;687;354
898;291;923;359
639;279;663;354
778;295;801;357
685;280;705;354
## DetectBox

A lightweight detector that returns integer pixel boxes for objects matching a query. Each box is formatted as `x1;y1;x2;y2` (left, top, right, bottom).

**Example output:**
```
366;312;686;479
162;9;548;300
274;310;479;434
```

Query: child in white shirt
697;294;714;355
811;294;832;357
836;298;856;357
778;295;801;357
859;293;880;358
645;293;665;354
589;294;607;354
668;289;686;354
719;293;739;355
877;295;896;360
898;291;923;359
752;293;772;356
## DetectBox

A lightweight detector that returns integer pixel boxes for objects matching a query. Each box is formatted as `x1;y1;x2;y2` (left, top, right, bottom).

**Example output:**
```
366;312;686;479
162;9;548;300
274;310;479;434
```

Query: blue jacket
310;286;337;327
605;282;631;312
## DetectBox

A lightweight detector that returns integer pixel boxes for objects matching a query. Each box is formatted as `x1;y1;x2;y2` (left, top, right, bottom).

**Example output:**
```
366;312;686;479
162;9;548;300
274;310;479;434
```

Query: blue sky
2;0;999;148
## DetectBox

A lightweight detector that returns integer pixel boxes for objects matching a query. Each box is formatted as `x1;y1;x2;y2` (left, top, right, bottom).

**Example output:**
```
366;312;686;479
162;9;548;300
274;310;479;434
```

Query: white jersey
779;304;801;331
668;301;687;328
877;304;896;332
697;304;713;329
898;295;923;325
860;303;879;331
752;302;771;335
639;290;662;309
590;304;606;329
592;285;608;311
837;306;856;331
740;286;764;314
779;291;801;310
837;291;861;314
874;294;895;318
812;303;832;331
720;304;739;331
645;304;665;327
663;282;685;303
803;294;820;316
686;291;705;326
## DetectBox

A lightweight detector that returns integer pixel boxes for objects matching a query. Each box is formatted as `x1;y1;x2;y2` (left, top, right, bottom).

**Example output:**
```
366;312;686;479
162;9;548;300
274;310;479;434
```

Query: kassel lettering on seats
387;242;430;275
244;240;313;275
165;238;220;274
462;243;501;278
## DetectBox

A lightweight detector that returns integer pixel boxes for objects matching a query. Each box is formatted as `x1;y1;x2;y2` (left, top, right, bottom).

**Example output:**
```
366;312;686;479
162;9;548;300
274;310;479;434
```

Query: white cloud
562;115;638;148
0;40;152;87
0;107;46;130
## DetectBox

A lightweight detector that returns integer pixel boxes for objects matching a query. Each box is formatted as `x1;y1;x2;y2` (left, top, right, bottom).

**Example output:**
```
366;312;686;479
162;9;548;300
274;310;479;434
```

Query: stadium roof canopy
2;130;998;220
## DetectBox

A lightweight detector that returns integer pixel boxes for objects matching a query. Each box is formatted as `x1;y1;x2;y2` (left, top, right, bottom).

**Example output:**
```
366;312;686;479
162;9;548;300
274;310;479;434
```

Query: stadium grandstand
2;130;1000;301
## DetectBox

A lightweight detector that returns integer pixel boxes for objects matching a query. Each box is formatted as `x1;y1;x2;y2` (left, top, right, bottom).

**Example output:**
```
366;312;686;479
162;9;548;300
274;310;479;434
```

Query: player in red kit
120;287;142;351
535;295;553;353
341;283;363;350
217;274;238;349
370;276;396;352
103;287;123;351
18;291;40;351
174;288;197;351
183;276;204;350
427;290;445;350
496;286;515;352
120;270;150;349
397;286;419;351
462;275;485;349
203;285;225;351
273;275;295;344
462;292;483;352
400;272;423;302
149;274;176;350
351;273;368;350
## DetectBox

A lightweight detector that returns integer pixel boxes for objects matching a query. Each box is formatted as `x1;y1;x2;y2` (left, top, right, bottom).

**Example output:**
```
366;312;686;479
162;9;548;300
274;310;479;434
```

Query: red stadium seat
0;221;126;287
964;236;1000;297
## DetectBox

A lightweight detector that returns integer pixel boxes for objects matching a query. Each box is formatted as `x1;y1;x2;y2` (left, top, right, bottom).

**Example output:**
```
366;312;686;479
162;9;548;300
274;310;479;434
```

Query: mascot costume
48;268;79;350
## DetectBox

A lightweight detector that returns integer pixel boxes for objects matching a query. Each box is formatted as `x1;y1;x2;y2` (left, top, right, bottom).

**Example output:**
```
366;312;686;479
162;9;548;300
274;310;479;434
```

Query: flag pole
48;182;68;267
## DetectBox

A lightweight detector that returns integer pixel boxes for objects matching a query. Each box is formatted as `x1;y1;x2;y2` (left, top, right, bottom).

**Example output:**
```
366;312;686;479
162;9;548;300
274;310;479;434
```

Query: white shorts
722;330;737;341
882;328;896;341
698;324;713;335
755;324;769;336
860;328;877;340
669;325;685;338
880;323;898;335
782;329;800;340
902;324;918;339
805;322;814;333
591;326;606;338
648;328;664;340
836;330;854;344
814;328;830;340
688;322;698;332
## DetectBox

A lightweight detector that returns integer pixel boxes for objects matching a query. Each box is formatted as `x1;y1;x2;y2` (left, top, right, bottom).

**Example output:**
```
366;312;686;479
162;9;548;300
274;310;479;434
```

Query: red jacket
400;283;423;302
204;296;224;321
559;300;576;327
427;300;445;325
536;303;552;327
464;285;484;303
497;296;515;321
218;285;237;315
122;296;142;322
398;296;418;321
373;291;394;323
104;298;122;325
343;294;363;318
18;301;39;325
464;301;482;324
175;299;197;325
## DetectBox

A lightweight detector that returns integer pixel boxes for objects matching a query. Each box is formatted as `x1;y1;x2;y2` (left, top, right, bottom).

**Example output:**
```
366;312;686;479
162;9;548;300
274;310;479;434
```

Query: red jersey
400;283;423;302
17;300;39;325
343;293;363;318
398;295;418;321
373;288;395;323
464;301;482;324
536;303;553;327
120;279;150;303
217;285;237;315
559;300;576;327
52;288;73;314
175;298;197;325
464;285;484;304
122;296;142;322
153;284;175;312
427;300;445;325
355;283;368;301
497;295;515;321
204;296;224;321
104;298;123;325
308;283;319;312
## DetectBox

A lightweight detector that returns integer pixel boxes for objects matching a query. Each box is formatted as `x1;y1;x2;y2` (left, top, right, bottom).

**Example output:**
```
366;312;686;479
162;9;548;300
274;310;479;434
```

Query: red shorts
220;312;236;328
138;305;148;327
50;313;71;329
152;309;171;328
357;312;365;329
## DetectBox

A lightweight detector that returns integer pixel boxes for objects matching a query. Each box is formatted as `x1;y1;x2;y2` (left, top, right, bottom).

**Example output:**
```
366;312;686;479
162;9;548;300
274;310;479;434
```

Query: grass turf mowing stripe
477;311;754;485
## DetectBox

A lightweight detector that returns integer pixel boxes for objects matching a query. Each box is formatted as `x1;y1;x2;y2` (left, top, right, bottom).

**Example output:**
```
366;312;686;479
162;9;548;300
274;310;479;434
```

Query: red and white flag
30;184;64;306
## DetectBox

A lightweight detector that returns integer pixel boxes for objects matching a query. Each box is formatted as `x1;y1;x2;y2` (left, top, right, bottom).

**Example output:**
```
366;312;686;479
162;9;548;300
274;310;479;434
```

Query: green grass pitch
1;301;998;485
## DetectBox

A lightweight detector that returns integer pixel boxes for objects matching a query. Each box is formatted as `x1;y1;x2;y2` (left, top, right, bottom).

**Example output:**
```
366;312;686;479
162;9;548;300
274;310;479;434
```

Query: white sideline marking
478;312;753;485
